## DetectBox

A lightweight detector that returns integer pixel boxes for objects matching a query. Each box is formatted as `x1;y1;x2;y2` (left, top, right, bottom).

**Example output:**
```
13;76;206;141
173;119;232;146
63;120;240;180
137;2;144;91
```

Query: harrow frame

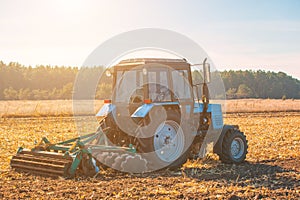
11;128;137;178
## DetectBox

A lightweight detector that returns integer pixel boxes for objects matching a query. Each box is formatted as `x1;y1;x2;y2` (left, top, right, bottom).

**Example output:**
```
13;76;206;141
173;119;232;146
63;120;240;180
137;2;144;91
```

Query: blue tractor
11;58;248;176
95;58;248;170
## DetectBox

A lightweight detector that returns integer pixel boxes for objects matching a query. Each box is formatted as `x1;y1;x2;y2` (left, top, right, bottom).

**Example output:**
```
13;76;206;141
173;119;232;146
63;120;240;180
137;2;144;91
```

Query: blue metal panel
96;104;116;117
193;102;203;113
193;103;212;113
131;104;154;118
193;103;224;130
210;104;224;130
185;105;191;114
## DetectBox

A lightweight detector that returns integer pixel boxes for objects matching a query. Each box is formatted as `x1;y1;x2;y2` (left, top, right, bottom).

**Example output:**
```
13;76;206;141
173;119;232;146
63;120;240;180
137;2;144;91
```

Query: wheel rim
153;120;184;162
230;137;245;160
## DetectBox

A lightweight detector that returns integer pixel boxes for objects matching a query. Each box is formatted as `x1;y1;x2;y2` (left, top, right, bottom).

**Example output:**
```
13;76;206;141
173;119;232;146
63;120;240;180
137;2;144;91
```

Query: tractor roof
115;58;190;69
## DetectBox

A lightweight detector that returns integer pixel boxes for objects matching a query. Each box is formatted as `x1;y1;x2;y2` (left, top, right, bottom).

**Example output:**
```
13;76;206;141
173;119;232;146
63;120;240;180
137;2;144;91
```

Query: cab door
170;69;194;120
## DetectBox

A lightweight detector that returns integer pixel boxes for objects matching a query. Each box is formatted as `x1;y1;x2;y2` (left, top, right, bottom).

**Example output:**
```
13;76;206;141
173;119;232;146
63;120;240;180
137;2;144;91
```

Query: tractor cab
111;58;192;103
106;58;194;115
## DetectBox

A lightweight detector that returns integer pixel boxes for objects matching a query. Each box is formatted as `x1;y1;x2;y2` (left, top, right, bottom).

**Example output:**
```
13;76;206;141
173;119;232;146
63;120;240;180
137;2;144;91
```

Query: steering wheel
130;87;144;103
130;84;179;103
153;84;171;101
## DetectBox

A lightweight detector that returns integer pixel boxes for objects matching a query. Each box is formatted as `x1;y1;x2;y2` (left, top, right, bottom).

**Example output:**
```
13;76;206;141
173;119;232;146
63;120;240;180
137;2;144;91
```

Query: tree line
0;61;299;100
222;70;300;99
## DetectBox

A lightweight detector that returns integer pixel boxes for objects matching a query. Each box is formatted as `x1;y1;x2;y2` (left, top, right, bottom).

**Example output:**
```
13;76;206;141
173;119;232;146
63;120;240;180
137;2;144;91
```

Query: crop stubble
0;112;299;199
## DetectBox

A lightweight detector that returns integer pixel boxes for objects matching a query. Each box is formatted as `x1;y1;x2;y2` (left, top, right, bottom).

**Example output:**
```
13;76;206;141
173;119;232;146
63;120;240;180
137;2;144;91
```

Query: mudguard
131;102;179;118
96;104;116;117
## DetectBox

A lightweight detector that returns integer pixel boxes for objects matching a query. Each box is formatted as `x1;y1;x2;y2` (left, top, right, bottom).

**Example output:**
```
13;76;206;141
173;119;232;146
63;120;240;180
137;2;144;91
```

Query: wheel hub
230;138;245;159
153;120;184;162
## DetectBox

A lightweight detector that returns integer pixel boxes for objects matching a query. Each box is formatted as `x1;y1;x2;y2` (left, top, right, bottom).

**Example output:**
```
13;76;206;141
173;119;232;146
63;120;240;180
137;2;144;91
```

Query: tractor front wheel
219;129;248;164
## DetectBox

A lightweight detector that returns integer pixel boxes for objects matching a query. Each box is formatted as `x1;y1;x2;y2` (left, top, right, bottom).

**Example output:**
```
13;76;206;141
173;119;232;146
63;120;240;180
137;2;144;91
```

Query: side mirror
203;63;211;83
192;70;202;85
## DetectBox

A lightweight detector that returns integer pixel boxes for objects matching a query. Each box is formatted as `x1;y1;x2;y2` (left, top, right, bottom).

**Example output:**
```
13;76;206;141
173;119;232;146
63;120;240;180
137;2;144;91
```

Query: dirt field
0;111;299;199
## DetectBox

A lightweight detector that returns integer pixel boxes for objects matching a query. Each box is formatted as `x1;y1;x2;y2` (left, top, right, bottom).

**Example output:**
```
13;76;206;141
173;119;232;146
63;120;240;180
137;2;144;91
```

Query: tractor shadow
96;157;299;191
93;155;300;191
180;157;300;190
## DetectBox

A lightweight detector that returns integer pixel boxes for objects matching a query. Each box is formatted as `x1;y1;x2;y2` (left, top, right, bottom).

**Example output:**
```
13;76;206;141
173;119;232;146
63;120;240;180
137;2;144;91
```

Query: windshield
114;69;143;102
114;67;172;103
114;67;192;103
147;69;171;102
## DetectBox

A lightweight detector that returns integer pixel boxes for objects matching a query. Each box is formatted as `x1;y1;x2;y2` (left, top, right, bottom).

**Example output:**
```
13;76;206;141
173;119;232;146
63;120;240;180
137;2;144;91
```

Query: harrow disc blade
92;150;149;173
10;149;73;178
120;154;148;173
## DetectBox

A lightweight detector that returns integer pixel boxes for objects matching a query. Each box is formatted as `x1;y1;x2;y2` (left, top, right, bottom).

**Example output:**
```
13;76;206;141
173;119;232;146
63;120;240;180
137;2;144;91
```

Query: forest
1;61;299;100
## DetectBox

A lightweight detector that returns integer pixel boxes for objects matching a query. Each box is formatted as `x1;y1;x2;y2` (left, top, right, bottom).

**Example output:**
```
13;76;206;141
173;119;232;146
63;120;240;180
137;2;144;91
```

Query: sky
0;0;300;79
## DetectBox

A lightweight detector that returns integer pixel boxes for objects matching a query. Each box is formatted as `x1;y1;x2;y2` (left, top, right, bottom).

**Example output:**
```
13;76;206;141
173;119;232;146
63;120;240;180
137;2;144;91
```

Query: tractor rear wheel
140;111;190;170
218;129;248;164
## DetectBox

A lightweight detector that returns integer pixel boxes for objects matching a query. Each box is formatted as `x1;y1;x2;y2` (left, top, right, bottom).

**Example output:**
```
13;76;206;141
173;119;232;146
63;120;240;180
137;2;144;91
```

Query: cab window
171;70;191;99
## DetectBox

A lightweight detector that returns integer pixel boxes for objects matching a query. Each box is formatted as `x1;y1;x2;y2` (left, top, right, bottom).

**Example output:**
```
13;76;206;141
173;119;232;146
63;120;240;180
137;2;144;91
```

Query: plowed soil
0;112;299;199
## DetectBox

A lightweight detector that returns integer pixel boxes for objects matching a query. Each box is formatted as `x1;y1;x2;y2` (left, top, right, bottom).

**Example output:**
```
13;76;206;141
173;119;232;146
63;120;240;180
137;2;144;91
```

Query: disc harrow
10;148;72;178
10;129;140;178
